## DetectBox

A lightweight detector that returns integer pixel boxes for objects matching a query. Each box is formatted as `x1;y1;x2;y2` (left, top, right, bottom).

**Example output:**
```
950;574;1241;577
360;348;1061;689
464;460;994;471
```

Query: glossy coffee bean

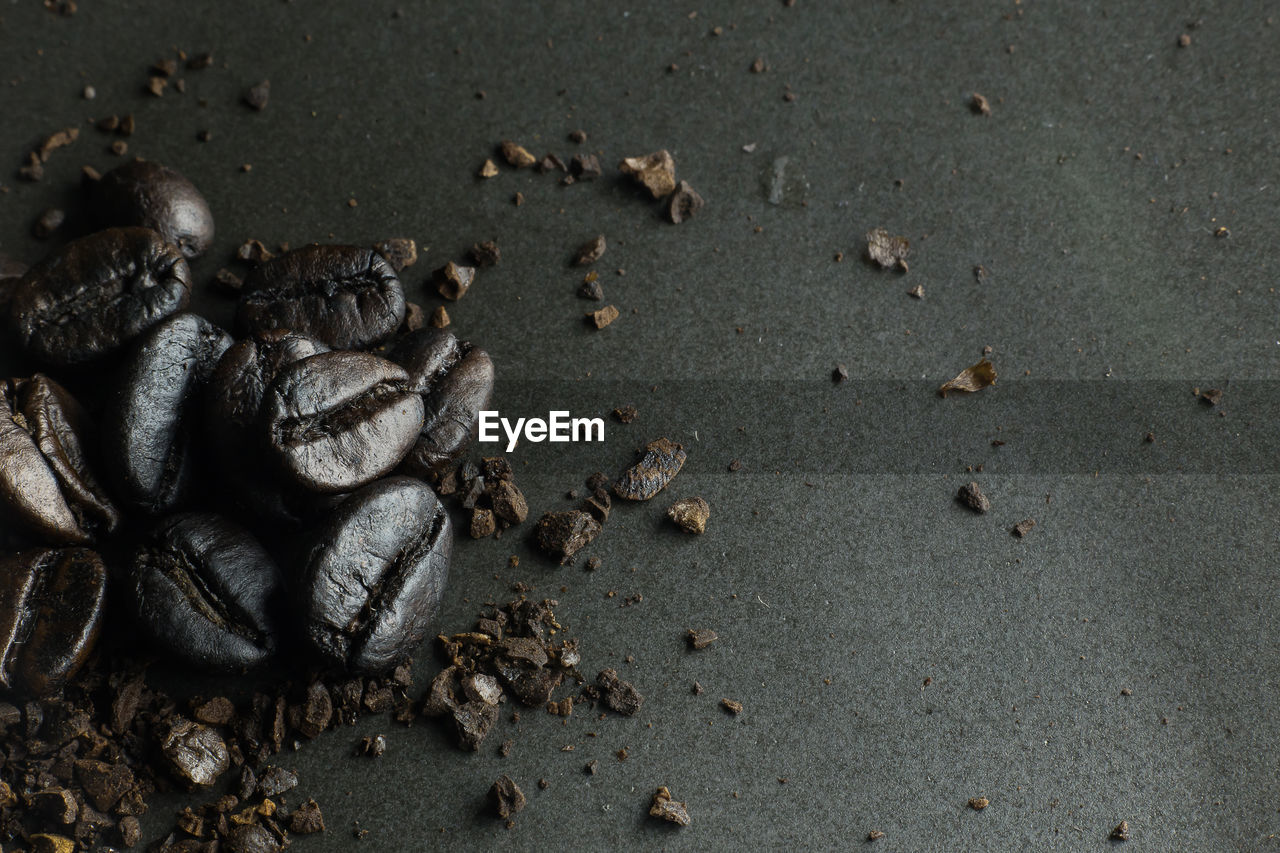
8;227;191;366
236;245;405;350
102;313;232;515
0;548;107;697
386;328;495;481
262;350;423;494
303;476;451;673
204;330;333;524
0;374;119;545
89;159;215;259
129;513;282;670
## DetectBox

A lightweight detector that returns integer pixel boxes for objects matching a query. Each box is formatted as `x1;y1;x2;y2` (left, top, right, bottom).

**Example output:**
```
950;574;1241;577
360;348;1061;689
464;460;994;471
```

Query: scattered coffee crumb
612;405;638;423
619;150;677;198
866;227;910;271
907;284;925;299
290;799;326;834
667;497;710;534
669;181;705;224
479;159;500;178
1196;387;1223;406
1111;820;1130;841
1214;225;1230;238
538;778;550;790
614;437;687;501
649;787;691;826
974;264;989;282
146;75;168;97
489;775;526;820
403;302;425;332
728;459;742;472
1177;33;1192;47
82;84;96;100
31;208;65;239
584;759;599;775
968;797;989;811
750;57;766;73
236;238;274;264
568;129;588;143
539;153;567;173
211;268;244;295
470;507;497;539
373;237;418;271
534;510;601;563
471;240;500;267
1121;687;1133;696
500;140;536;168
110;139;129;157
571;153;602;180
868;830;886;841
939;359;997;395
430;306;451;328
587;305;620;329
720;698;743;715
693;681;704;695
244;80;270;111
435;261;477;300
575;235;607;265
956;482;990;514
359;734;387;757
1012;518;1036;537
1144;431;1155;443
591;669;644;715
579;275;605;301
971;92;992;115
687;629;718;650
832;363;849;383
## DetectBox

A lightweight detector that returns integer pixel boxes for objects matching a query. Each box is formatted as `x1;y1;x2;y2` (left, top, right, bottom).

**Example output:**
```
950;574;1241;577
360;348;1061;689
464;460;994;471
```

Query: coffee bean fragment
574;235;606;266
471;507;496;538
146;75;167;96
193;697;236;726
866;227;910;270
614;437;687;501
593;669;643;715
290;800;325;834
721;697;743;715
10;227;191;366
360;734;386;757
403;301;425;331
868;829;886;841
119;815;142;846
832;363;849;383
435;261;476;301
1012;518;1036;537
939;359;997;395
163;717;230;788
479;159;499;178
588;304;619;329
471;240;500;267
490;775;526;819
29;835;75;853
238;245;406;350
579;275;604;300
971;92;992;115
110;139;129;157
968;796;990;810
620;150;677;197
236;238;274;264
539;153;567;173
255;766;297;797
568;129;587;143
687;629;718;650
31;208;65;239
649;786;690;826
535;510;601;563
571;153;602;180
429;305;451;328
612;404;638;423
956;482;990;513
668;180;705;223
668;496;709;533
908;283;925;299
1111;820;1130;841
372;237;418;271
244;80;270;111
500;141;536;168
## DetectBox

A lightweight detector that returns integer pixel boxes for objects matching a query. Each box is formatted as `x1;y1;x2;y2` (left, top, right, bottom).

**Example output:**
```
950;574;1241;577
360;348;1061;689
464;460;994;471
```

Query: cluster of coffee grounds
436;457;529;540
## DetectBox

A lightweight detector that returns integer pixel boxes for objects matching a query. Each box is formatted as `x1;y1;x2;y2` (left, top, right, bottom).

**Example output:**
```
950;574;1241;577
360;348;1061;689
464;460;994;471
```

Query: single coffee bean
386;328;495;481
0;548;107;697
303;476;451;673
129;513;282;670
0;375;119;545
262;351;423;494
89;159;215;259
205;330;335;524
8;227;191;366
102;313;232;515
236;245;406;350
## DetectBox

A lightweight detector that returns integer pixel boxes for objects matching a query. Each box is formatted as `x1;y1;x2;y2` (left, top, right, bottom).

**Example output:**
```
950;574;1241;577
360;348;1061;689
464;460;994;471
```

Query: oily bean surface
129;513;282;670
304;476;451;673
90;159;215;259
387;328;494;481
8;227;191;366
103;313;232;515
263;350;423;494
0;547;107;697
0;374;119;545
236;245;405;350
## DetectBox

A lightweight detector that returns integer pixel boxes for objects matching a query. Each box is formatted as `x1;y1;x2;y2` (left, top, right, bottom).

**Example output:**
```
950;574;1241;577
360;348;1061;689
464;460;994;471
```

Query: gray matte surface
1;1;1277;849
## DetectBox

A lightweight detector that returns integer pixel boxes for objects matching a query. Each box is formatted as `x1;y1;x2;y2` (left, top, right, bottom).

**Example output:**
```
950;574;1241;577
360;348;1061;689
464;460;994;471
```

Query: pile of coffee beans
1;158;498;692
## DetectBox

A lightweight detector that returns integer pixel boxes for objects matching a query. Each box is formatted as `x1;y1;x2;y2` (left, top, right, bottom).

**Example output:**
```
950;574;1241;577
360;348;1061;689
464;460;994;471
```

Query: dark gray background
2;1;1278;850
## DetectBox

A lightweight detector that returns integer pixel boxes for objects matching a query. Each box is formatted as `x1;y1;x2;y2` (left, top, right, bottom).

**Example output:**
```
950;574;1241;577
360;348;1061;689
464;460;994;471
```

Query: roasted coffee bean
102;313;232;515
0;548;107;697
0;375;119;545
386;328;495;481
8;227;191;366
263;351;423;494
236;245;406;350
303;476;451;673
129;513;282;670
205;330;333;523
88;160;215;259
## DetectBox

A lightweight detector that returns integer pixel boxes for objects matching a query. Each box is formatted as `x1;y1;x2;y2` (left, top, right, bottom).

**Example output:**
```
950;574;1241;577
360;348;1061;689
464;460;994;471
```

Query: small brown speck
720;698;743;715
868;830;885;841
479;159;499;178
971;92;992;115
1177;33;1191;47
968;797;989;811
1111;820;1130;841
1012;518;1036;538
587;305;619;329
